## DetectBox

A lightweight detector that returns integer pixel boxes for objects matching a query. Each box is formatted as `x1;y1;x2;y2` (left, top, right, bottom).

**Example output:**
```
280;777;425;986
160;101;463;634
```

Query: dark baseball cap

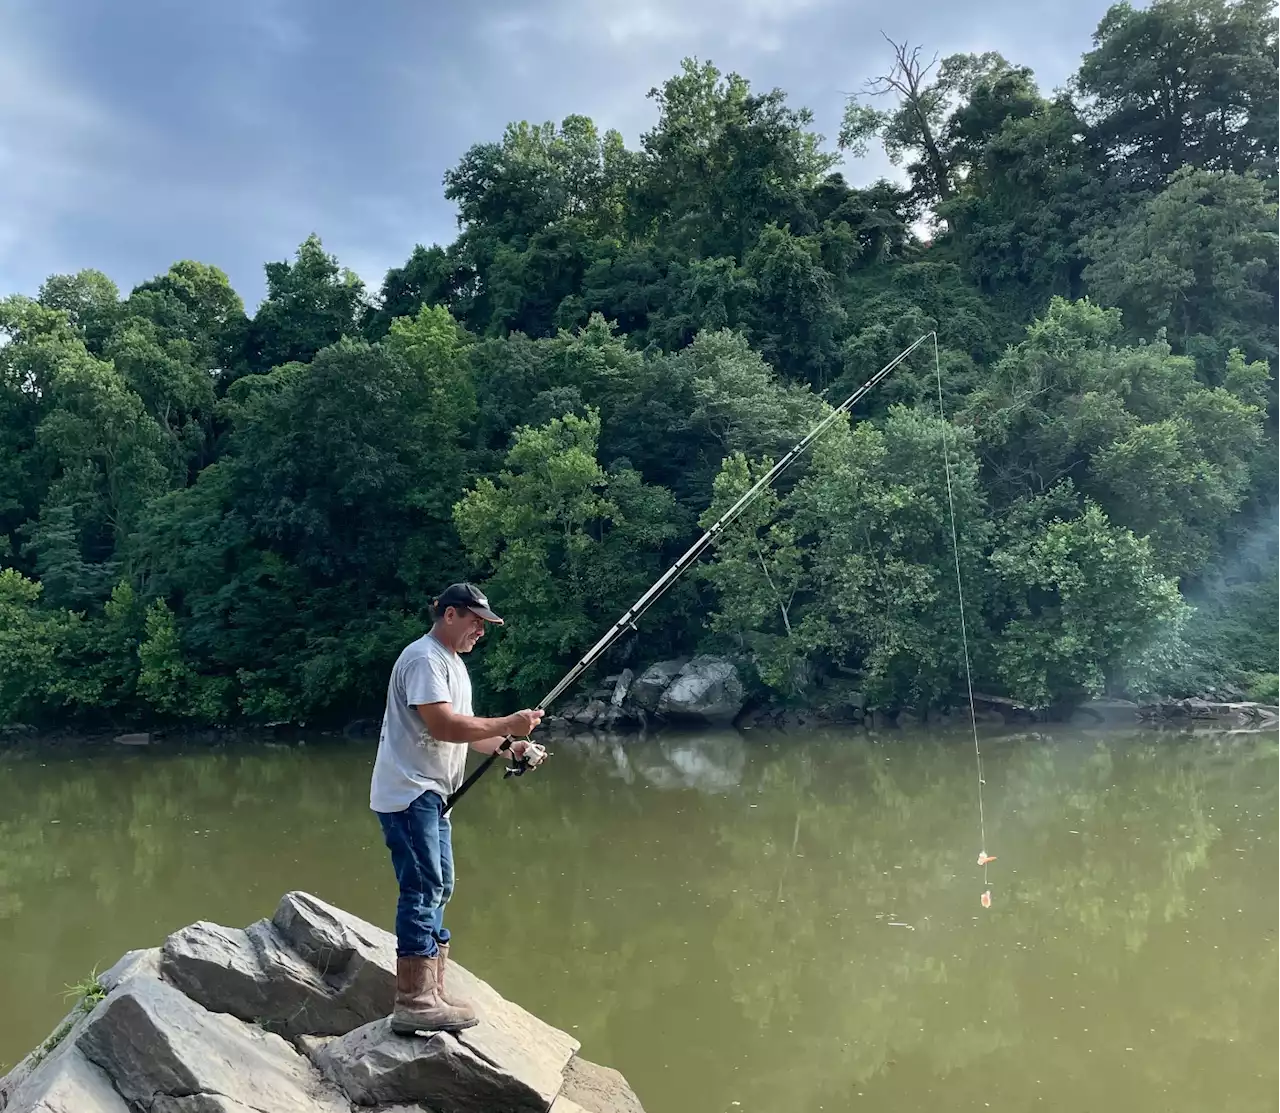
436;582;503;624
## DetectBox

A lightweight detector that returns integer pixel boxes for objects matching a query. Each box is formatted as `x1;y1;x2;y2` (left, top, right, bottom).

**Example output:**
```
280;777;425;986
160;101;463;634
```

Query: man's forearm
468;735;513;755
417;707;513;744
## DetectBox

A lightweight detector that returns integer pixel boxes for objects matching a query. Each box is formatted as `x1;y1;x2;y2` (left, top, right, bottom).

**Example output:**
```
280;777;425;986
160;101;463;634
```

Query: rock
627;659;688;712
656;656;744;724
573;700;607;727
313;1009;576;1112
113;732;151;746
153;1098;262;1113
896;711;921;728
76;975;348;1113
610;669;634;708
2;891;643;1113
0;1045;130;1113
160;901;396;1037
558;1055;647;1113
271;891;395;997
1069;697;1140;727
1138;698;1279;727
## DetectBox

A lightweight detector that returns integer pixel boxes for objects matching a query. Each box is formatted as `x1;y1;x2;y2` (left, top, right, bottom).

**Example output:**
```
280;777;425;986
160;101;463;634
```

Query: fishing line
931;333;993;907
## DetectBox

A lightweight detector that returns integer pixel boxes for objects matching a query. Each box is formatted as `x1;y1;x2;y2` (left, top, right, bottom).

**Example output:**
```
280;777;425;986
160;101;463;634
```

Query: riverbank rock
1070;697;1140;727
656;656;745;724
0;892;645;1113
1137;698;1279;727
628;659;688;712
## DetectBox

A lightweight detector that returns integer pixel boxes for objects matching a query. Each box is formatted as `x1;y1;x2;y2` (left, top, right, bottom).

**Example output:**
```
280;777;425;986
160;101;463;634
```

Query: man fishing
370;582;546;1034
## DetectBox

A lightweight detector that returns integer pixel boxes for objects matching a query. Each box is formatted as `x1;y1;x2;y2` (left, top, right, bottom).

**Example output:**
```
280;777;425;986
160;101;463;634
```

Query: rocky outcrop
546;656;745;734
0;893;644;1113
656;656;745;724
627;660;689;713
1138;698;1279;727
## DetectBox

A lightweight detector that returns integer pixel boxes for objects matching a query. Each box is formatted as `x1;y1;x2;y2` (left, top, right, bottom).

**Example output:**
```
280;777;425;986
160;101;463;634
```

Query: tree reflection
0;729;1275;1110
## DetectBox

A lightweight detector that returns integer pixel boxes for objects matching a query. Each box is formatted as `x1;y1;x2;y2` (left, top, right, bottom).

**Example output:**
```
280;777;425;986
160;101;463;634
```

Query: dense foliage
1;0;1275;728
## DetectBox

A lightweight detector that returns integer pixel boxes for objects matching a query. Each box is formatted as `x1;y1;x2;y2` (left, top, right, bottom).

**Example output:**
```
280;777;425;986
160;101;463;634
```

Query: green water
0;726;1275;1112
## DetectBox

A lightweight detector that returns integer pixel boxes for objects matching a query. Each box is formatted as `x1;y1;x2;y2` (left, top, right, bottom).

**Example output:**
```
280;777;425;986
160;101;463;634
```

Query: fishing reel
501;738;547;779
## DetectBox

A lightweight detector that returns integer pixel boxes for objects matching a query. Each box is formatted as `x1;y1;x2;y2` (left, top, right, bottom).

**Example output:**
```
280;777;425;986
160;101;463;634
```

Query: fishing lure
980;890;992;909
977;852;996;866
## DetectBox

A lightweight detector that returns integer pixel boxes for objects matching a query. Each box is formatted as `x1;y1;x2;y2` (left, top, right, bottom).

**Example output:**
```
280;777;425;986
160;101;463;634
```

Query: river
0;724;1275;1112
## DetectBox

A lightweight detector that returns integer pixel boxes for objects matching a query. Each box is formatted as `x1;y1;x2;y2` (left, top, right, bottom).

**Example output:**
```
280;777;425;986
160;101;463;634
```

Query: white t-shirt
369;632;472;812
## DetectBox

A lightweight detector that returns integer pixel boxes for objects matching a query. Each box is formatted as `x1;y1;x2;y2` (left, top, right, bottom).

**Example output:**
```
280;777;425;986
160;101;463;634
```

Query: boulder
310;963;580;1111
627;659;688;712
313;1019;547;1111
113;732;151;746
657;657;744;724
269;891;397;1023
0;1046;130;1113
1069;697;1140;727
159;893;397;1036
558;1056;646;1113
572;700;607;727
75;976;348;1113
609;669;634;708
2;891;642;1113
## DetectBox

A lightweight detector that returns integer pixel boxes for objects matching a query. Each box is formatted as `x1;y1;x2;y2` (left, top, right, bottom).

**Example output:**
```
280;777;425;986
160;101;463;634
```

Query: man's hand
504;708;544;737
509;739;547;769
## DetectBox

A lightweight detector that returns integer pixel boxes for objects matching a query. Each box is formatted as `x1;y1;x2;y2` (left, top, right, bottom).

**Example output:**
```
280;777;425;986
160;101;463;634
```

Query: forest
0;0;1276;729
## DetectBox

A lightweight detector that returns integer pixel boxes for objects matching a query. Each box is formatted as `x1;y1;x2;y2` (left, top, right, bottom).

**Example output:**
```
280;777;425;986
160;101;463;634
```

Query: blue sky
0;0;1117;309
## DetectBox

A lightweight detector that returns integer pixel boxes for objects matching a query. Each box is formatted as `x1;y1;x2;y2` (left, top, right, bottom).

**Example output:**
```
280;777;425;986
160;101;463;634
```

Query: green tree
1077;0;1279;186
455;409;684;701
990;501;1188;704
635;58;838;259
244;235;365;373
1082;168;1279;376
964;297;1266;578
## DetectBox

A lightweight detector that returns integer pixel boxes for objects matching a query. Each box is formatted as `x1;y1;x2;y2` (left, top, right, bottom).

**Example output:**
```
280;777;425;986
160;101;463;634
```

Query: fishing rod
444;332;933;813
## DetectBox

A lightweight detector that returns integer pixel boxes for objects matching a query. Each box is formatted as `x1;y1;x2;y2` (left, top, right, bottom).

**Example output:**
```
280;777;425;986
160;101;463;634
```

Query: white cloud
0;15;131;291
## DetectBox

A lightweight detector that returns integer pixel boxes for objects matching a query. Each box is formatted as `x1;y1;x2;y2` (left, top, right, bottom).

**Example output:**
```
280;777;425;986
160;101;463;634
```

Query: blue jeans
377;790;454;958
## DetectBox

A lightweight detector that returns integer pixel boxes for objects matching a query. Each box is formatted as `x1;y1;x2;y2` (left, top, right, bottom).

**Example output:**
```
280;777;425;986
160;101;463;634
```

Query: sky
0;0;1118;309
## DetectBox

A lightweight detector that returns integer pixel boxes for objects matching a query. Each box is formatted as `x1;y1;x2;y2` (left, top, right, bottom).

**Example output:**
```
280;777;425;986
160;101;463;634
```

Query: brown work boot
390;954;478;1034
435;942;476;1013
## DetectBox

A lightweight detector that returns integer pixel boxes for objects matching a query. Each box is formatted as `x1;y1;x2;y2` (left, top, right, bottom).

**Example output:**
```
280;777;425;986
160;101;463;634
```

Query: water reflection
0;728;1275;1113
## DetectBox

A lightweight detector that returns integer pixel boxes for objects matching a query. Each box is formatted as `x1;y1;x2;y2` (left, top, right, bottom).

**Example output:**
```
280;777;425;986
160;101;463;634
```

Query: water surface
0;725;1275;1112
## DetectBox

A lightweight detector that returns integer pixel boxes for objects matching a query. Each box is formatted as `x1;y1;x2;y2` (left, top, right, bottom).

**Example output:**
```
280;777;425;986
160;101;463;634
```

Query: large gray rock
160;901;394;1037
0;1046;130;1113
314;1019;542;1111
152;1098;262;1113
656;656;744;724
76;975;348;1113
627;659;688;712
557;1056;646;1113
311;962;579;1111
0;949;162;1112
609;669;634;708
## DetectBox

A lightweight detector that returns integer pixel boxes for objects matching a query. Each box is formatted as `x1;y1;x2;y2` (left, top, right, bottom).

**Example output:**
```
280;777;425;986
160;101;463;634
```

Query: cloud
0;0;1117;309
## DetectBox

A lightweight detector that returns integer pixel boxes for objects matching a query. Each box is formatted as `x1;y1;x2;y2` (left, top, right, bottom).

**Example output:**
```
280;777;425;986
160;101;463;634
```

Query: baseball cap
436;582;504;624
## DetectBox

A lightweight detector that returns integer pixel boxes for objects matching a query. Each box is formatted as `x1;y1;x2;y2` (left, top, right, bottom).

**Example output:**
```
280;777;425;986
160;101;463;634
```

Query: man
370;582;546;1034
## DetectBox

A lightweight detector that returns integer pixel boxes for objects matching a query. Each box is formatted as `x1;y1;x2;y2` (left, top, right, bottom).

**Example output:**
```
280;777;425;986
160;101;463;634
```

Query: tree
1082;168;1279;377
455;409;685;701
635;59;838;259
939;96;1110;311
244;235;365;373
1077;0;1279;187
991;501;1188;705
743;224;846;388
963;297;1266;578
839;40;1022;211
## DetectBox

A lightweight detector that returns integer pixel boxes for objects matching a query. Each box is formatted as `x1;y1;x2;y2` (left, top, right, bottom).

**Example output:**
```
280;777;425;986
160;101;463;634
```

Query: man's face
449;606;488;652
